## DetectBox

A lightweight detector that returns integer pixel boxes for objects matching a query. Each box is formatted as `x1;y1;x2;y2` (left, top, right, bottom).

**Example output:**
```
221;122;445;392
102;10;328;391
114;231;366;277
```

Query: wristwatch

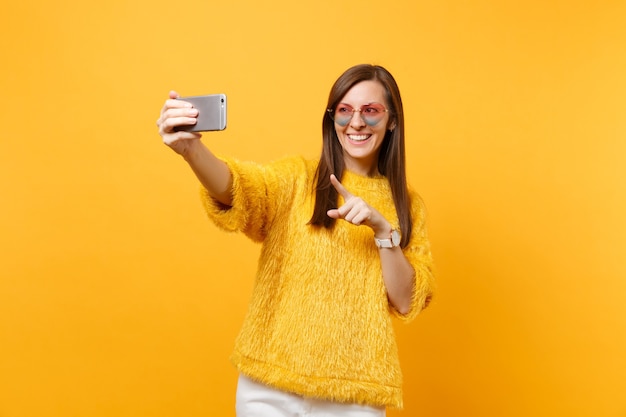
375;229;401;249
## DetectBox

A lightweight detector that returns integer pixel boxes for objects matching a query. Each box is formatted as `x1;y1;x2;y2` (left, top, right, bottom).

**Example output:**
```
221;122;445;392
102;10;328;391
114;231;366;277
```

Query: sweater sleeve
200;156;306;243
390;192;435;322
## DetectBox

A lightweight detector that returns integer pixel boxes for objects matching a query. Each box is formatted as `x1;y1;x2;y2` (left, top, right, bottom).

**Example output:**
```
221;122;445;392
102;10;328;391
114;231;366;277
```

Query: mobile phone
174;94;227;132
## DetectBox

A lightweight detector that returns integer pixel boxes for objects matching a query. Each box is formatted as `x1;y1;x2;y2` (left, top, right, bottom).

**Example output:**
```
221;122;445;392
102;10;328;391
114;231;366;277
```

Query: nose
349;110;366;129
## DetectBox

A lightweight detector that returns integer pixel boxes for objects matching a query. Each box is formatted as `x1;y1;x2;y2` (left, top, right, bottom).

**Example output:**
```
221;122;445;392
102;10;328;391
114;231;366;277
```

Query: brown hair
309;64;413;247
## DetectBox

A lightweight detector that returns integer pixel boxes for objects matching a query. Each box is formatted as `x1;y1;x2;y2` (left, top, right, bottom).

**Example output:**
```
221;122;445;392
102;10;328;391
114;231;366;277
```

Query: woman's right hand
156;90;202;156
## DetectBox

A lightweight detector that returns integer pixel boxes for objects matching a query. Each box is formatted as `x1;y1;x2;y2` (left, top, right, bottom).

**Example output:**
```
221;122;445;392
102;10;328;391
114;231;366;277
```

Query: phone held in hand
175;94;227;132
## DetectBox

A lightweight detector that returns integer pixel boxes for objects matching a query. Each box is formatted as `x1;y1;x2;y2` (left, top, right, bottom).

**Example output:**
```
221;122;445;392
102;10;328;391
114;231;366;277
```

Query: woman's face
332;80;393;176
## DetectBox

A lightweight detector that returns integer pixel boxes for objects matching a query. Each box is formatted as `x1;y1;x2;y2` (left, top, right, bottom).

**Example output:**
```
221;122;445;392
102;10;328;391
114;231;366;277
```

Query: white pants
236;375;386;417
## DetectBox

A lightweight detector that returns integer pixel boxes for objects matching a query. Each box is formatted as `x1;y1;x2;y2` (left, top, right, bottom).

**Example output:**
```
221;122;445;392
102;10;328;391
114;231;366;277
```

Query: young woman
156;64;434;417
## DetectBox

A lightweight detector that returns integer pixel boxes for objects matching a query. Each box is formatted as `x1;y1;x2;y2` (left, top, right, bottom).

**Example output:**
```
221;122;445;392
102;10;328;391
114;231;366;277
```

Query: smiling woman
3;1;626;416
156;64;435;416
330;81;394;176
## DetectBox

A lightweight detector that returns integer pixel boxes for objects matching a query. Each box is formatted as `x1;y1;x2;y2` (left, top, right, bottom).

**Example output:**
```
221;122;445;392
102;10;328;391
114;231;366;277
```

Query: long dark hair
308;64;413;248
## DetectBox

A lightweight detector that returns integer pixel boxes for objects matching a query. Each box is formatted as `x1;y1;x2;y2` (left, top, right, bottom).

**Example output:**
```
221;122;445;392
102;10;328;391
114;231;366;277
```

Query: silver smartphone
175;94;227;132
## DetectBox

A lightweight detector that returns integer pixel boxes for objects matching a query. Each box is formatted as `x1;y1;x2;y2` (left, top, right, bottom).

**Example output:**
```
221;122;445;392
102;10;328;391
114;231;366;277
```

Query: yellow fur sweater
201;156;434;409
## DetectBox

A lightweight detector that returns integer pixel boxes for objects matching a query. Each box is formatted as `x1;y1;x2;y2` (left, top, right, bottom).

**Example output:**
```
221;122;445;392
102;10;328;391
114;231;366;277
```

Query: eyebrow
338;102;383;106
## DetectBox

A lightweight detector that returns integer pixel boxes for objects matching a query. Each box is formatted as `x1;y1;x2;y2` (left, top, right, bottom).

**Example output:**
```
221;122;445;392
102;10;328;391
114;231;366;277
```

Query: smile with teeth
347;134;371;142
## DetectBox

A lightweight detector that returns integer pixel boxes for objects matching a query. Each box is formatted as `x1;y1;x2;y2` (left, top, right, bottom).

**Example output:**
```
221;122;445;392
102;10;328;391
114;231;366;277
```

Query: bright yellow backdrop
1;1;625;416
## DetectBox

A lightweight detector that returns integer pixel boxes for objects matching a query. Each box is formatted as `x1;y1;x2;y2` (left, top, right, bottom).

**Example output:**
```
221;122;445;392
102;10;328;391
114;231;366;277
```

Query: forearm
182;140;233;207
378;247;415;315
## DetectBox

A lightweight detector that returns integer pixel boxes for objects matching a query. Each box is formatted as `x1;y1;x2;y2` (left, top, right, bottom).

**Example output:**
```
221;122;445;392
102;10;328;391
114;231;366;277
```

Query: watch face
391;229;401;246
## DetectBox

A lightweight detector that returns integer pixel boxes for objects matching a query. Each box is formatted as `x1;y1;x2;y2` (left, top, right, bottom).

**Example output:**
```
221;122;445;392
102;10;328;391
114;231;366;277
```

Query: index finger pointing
330;174;353;199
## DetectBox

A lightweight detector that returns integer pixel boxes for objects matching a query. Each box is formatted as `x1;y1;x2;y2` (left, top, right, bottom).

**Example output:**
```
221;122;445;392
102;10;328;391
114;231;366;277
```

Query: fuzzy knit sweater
201;155;434;409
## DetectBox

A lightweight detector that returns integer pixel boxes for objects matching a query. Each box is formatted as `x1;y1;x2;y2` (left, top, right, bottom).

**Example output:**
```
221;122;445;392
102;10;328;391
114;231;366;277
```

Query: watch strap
375;238;394;248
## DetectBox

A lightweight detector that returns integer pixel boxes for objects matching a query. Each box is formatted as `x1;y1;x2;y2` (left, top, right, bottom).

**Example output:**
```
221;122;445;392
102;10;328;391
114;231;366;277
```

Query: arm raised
327;174;415;314
156;90;232;206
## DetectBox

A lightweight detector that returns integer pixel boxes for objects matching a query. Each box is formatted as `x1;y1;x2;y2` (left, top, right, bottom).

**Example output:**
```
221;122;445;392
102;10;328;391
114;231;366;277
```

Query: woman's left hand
326;174;392;238
328;175;416;314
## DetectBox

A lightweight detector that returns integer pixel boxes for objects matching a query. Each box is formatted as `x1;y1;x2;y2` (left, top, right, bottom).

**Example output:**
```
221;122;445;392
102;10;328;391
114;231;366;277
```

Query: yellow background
1;1;625;416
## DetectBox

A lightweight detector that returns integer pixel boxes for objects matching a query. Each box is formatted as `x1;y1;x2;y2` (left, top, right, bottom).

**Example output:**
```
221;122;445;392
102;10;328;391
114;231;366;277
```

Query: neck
343;156;380;177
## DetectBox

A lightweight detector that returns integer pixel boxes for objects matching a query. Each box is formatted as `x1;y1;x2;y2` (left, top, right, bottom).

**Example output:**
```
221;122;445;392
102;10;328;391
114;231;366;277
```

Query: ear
388;120;397;131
